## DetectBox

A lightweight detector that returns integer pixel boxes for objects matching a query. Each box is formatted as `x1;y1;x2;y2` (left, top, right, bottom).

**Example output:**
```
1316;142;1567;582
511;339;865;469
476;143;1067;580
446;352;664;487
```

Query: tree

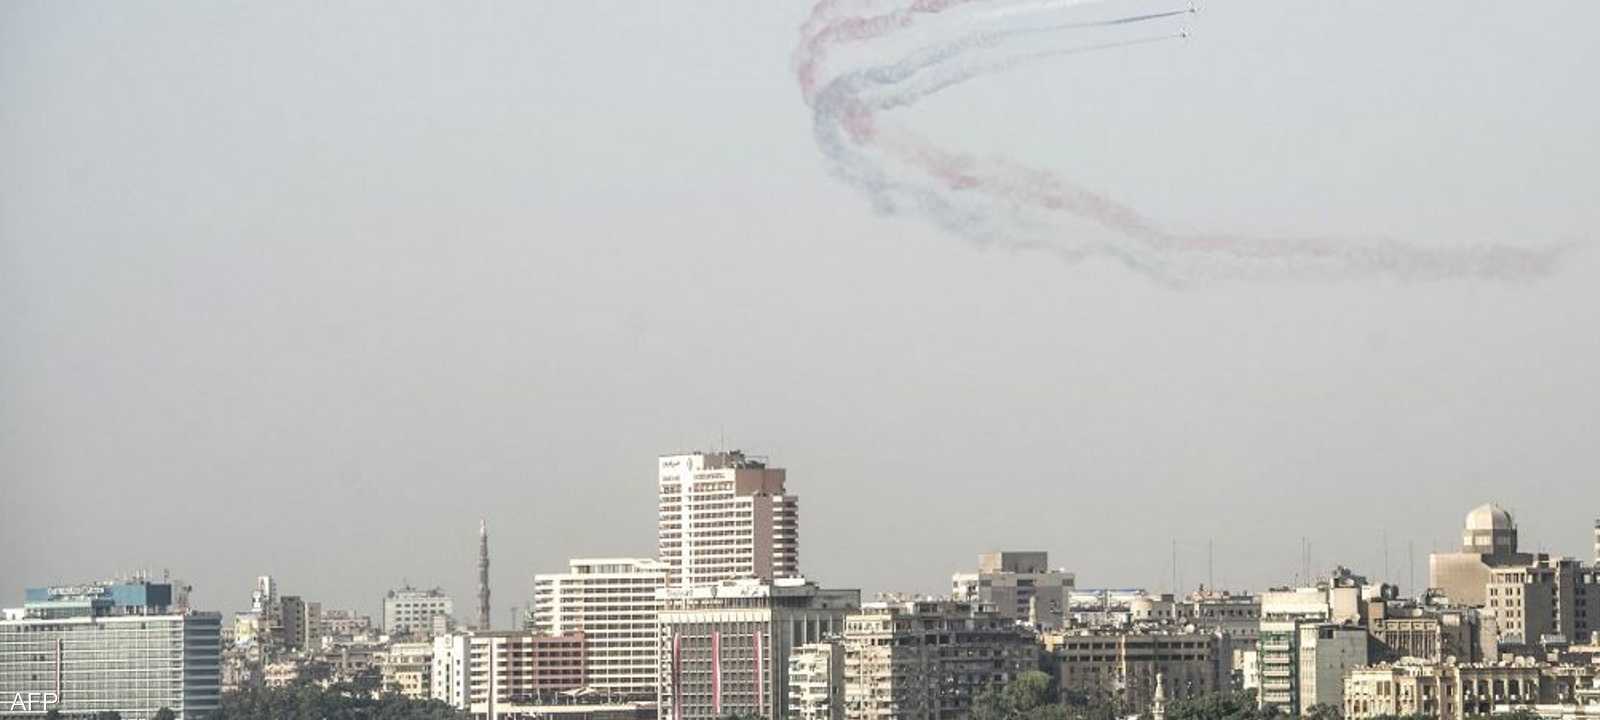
1167;690;1281;720
1305;704;1341;720
153;709;178;720
94;713;123;720
212;683;470;720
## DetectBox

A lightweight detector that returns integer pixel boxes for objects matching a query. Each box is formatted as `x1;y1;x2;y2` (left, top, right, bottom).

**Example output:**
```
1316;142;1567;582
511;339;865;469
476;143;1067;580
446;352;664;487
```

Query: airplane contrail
794;0;1566;283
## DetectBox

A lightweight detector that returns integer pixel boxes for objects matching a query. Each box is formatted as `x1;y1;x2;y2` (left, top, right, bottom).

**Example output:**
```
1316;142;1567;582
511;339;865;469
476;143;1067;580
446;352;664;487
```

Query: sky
2;0;1597;622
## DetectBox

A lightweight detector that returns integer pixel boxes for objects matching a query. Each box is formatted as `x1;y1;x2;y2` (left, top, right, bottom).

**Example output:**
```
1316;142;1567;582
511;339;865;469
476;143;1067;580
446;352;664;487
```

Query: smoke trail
795;0;1566;282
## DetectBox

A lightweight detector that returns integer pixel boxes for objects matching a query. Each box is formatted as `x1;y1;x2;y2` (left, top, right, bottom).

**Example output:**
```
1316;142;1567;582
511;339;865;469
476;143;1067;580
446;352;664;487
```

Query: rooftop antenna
1172;540;1179;596
1208;539;1215;592
1383;530;1390;585
1409;540;1416;597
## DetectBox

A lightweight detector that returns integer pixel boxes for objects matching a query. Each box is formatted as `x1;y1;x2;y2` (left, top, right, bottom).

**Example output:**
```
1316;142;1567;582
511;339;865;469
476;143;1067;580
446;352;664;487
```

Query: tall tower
477;519;491;631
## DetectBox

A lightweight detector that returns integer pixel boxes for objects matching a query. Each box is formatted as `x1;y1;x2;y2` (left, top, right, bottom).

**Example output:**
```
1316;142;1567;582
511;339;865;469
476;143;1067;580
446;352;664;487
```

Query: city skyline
5;0;1599;643
6;451;1596;621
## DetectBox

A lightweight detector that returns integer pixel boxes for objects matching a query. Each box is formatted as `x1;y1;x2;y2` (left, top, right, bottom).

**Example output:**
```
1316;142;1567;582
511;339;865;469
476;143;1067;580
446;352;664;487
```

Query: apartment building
842;600;1038;720
1048;630;1223;712
787;640;844;720
431;631;587;711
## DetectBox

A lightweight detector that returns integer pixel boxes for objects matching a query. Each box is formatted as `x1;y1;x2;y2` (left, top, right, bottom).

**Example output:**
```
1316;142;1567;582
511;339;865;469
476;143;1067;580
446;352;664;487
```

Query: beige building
1428;504;1600;645
385;585;454;638
951;551;1076;629
842;600;1038;720
380;640;433;699
1297;623;1370;713
657;578;858;720
1047;630;1224;712
431;631;587;711
1344;660;1599;720
1429;504;1535;608
1258;569;1386;715
658;451;800;588
531;557;668;698
1487;557;1600;645
1367;599;1491;663
787;640;844;720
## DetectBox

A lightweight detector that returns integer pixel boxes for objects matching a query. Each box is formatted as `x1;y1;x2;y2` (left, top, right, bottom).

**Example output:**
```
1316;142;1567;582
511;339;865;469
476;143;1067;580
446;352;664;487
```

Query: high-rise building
840;600;1039;720
384;586;454;637
657;451;800;587
657;578;859;720
952;551;1076;629
431;631;586;712
0;580;222;719
530;557;668;698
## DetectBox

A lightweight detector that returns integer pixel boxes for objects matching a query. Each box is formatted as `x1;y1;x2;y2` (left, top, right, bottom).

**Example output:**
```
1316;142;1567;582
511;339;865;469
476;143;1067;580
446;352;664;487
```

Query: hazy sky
3;0;1597;622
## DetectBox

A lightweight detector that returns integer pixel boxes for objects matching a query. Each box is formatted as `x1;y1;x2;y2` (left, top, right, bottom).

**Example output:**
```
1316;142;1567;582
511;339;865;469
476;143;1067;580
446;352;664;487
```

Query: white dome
1465;503;1514;531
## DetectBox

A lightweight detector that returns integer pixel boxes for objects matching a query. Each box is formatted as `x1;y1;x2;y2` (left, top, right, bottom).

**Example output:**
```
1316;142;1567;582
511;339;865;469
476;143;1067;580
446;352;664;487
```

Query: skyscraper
657;450;799;587
477;519;491;631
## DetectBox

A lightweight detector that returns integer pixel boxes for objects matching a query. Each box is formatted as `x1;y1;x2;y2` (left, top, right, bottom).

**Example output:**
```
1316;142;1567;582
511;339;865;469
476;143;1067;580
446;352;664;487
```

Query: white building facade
657;451;799;587
531;557;668;698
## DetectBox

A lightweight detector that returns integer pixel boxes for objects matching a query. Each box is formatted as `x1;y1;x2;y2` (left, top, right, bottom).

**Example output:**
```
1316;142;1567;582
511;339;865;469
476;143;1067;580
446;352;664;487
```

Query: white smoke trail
795;0;1567;283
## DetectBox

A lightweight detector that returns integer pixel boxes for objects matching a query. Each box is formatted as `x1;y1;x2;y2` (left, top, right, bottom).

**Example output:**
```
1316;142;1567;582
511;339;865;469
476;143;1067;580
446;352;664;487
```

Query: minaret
477;519;491;631
1151;672;1167;720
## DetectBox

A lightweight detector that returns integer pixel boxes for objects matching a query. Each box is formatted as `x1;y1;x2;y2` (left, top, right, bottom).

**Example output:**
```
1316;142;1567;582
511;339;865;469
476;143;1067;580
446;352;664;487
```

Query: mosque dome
1465;503;1515;532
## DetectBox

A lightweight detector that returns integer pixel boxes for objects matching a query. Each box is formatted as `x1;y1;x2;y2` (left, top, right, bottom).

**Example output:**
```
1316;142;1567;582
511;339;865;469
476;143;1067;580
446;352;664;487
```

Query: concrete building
1487;557;1600;645
951;551;1076;629
1186;592;1262;641
657;451;800;587
0;580;221;719
321;609;374;639
385;585;455;638
277;595;321;651
1047;630;1224;711
1344;659;1599;720
657;578;859;720
531;557;668;698
1367;601;1490;663
432;630;587;711
380;641;434;699
1258;569;1385;715
842;600;1039;720
1430;504;1536;608
1297;623;1370;713
787;640;844;720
